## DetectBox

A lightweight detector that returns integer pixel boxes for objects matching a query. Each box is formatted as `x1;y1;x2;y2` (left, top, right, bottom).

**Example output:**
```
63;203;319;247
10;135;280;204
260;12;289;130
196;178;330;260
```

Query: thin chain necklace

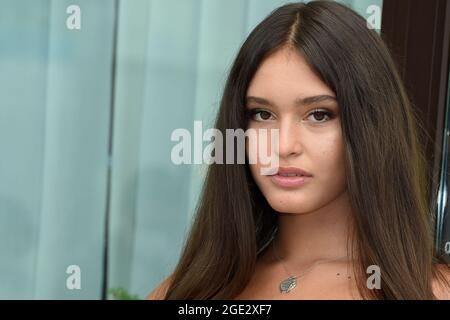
272;241;350;293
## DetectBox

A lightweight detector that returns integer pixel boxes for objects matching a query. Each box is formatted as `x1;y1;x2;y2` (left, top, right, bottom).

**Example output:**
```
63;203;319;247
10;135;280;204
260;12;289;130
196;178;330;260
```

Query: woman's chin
266;198;314;215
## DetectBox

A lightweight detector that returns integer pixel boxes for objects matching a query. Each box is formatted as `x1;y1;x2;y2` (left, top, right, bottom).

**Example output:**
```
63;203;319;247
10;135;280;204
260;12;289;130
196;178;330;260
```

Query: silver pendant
279;276;297;293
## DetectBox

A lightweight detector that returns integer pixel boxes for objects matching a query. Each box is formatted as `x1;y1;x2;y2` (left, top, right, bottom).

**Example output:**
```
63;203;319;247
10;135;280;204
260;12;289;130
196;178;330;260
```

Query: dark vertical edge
431;0;450;253
101;0;120;300
381;0;450;254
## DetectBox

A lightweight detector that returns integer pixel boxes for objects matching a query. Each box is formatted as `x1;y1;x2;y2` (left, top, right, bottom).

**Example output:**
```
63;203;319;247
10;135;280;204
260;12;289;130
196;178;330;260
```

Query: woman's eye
246;108;335;123
306;109;335;123
247;109;274;121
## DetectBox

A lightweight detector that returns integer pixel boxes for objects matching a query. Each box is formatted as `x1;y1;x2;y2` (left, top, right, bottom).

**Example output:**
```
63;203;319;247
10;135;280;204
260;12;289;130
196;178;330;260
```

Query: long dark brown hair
163;0;450;299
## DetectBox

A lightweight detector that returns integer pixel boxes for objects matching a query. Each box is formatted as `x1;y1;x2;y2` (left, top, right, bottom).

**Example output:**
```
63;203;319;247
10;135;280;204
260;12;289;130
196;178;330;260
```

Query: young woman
148;0;450;299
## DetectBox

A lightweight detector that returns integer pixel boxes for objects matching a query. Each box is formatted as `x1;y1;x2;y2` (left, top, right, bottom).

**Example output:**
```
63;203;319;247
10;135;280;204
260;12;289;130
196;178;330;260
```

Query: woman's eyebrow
245;95;337;107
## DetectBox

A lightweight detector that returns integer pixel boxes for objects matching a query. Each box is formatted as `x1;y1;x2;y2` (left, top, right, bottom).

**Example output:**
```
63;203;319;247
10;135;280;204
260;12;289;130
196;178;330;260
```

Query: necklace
272;241;349;293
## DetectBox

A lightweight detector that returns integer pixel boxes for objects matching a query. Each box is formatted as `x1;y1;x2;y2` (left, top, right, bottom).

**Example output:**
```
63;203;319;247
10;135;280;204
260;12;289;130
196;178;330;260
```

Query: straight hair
163;0;450;299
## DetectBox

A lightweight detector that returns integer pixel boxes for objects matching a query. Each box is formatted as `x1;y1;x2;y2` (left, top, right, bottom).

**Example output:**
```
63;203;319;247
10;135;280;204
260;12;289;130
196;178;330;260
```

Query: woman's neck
271;190;355;266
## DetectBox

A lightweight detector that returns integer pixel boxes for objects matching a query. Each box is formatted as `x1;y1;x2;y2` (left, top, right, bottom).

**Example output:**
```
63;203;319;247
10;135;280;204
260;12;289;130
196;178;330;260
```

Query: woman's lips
270;174;312;188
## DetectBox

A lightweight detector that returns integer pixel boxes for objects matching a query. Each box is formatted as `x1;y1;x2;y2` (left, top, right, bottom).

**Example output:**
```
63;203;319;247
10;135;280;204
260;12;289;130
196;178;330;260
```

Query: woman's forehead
247;47;334;98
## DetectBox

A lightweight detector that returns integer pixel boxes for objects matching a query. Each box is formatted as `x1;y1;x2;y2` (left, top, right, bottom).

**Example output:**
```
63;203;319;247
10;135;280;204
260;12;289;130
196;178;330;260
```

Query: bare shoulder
432;264;450;300
146;275;174;300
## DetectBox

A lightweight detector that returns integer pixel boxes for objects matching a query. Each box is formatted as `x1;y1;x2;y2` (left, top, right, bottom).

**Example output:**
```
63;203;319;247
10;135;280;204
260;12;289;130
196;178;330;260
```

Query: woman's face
245;46;347;214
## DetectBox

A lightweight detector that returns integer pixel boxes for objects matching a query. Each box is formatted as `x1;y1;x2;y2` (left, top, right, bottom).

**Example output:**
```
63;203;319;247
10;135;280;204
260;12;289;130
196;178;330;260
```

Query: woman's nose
276;119;302;158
